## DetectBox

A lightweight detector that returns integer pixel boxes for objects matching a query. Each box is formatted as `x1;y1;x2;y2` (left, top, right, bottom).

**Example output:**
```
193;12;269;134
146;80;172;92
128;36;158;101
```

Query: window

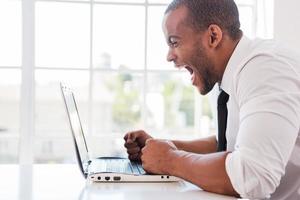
0;0;273;163
0;0;21;163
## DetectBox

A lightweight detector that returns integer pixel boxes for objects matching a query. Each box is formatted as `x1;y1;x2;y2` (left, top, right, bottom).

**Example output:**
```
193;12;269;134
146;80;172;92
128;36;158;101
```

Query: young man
124;0;300;199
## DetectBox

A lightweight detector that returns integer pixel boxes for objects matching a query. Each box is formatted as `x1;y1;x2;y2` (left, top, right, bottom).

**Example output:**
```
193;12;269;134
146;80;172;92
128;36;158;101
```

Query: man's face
162;6;218;95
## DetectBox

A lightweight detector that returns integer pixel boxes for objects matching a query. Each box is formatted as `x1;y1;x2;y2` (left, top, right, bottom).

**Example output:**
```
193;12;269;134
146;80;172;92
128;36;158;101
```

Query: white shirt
220;36;300;199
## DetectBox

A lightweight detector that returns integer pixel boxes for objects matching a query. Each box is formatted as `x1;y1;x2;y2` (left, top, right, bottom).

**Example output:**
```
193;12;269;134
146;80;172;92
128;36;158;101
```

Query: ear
207;24;223;48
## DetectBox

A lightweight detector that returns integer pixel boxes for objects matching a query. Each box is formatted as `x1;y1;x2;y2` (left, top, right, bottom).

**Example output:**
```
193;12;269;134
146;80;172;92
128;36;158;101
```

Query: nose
166;48;176;63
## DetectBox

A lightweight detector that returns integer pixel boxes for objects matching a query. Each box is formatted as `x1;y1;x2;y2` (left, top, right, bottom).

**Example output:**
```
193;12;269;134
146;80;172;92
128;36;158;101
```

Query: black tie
217;90;229;152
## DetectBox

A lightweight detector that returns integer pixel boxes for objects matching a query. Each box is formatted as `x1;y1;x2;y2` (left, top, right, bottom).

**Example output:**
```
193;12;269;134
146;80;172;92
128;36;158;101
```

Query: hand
124;130;152;161
141;139;178;175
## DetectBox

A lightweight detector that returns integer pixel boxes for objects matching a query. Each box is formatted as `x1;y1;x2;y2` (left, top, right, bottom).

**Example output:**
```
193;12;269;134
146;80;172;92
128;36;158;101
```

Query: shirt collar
220;35;252;95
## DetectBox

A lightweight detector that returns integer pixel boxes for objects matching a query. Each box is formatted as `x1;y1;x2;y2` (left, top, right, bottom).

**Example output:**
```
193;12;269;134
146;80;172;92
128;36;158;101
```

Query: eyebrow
168;35;181;39
168;35;181;42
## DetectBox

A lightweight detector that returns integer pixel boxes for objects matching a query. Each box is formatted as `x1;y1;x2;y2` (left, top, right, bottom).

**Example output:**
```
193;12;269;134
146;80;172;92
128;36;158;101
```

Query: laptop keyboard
91;158;146;175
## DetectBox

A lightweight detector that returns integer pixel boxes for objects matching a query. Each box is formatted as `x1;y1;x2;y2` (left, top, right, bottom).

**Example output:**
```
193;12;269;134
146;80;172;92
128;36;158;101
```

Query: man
124;0;300;199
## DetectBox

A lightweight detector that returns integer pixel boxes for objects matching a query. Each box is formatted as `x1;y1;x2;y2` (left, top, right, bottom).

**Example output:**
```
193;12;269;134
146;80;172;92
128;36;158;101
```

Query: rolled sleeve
226;112;298;199
226;55;300;199
219;36;300;199
226;90;300;198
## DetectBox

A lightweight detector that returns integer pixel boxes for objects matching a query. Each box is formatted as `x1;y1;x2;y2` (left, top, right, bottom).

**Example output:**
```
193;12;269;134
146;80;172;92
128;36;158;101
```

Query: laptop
60;83;179;182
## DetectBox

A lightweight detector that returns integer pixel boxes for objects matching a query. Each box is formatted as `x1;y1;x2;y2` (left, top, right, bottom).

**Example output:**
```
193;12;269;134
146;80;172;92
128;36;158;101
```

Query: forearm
168;150;239;197
172;135;217;154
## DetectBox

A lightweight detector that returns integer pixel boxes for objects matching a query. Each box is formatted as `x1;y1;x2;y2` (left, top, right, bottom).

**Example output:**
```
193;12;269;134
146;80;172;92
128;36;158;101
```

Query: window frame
0;0;268;164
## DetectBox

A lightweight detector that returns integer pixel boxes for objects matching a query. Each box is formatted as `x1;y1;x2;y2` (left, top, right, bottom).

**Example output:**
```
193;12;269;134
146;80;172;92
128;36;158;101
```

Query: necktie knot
218;90;229;105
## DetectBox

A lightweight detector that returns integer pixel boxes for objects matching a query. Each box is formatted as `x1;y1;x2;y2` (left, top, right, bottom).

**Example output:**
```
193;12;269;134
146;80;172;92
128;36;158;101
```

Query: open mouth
185;66;194;75
185;66;196;85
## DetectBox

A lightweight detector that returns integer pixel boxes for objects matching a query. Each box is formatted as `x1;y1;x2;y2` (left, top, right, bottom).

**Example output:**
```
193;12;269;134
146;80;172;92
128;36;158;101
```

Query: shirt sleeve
225;54;300;199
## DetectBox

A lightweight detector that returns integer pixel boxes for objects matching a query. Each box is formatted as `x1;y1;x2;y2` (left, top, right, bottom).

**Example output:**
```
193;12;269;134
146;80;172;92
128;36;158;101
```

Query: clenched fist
141;139;178;174
124;130;152;161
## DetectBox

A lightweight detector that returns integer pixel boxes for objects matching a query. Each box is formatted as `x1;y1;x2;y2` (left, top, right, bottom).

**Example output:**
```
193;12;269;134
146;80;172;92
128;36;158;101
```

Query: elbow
240;171;280;199
226;152;282;199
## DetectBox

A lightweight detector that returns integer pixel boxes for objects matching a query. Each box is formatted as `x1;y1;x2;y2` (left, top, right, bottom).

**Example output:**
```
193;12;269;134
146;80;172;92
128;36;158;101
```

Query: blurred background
0;0;297;164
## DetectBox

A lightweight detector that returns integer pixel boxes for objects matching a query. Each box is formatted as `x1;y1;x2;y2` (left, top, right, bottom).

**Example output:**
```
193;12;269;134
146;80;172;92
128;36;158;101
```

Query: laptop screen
60;84;90;172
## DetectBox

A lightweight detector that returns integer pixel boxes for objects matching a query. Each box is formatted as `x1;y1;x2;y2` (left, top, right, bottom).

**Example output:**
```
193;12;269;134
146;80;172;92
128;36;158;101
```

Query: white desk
0;164;238;200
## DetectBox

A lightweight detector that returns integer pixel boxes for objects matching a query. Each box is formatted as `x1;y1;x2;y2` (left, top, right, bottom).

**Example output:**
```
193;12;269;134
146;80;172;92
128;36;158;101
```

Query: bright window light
0;0;273;164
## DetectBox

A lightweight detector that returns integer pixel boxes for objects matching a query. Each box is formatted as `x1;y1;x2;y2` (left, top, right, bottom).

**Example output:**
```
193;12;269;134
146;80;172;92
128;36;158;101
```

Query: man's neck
216;33;243;83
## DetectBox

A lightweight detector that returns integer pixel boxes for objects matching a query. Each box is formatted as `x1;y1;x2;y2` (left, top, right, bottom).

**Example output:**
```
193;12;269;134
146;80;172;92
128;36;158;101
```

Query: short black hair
165;0;242;40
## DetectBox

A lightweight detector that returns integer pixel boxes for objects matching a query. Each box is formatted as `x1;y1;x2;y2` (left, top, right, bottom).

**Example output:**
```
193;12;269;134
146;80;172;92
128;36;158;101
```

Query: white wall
274;0;300;53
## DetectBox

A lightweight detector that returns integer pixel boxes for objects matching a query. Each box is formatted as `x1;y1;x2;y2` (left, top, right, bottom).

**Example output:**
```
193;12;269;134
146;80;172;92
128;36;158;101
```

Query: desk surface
0;164;238;200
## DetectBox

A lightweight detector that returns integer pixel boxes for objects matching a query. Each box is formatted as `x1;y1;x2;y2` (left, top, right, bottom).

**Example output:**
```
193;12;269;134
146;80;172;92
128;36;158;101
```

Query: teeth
175;65;193;75
177;65;187;69
185;66;193;75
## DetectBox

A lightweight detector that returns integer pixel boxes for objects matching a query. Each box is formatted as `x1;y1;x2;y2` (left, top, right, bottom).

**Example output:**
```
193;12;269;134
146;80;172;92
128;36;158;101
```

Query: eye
169;37;178;48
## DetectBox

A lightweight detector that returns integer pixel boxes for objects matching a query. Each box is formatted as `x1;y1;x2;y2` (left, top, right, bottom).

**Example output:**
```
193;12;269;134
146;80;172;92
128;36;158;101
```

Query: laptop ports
105;176;110;181
97;176;101;181
113;176;121;181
